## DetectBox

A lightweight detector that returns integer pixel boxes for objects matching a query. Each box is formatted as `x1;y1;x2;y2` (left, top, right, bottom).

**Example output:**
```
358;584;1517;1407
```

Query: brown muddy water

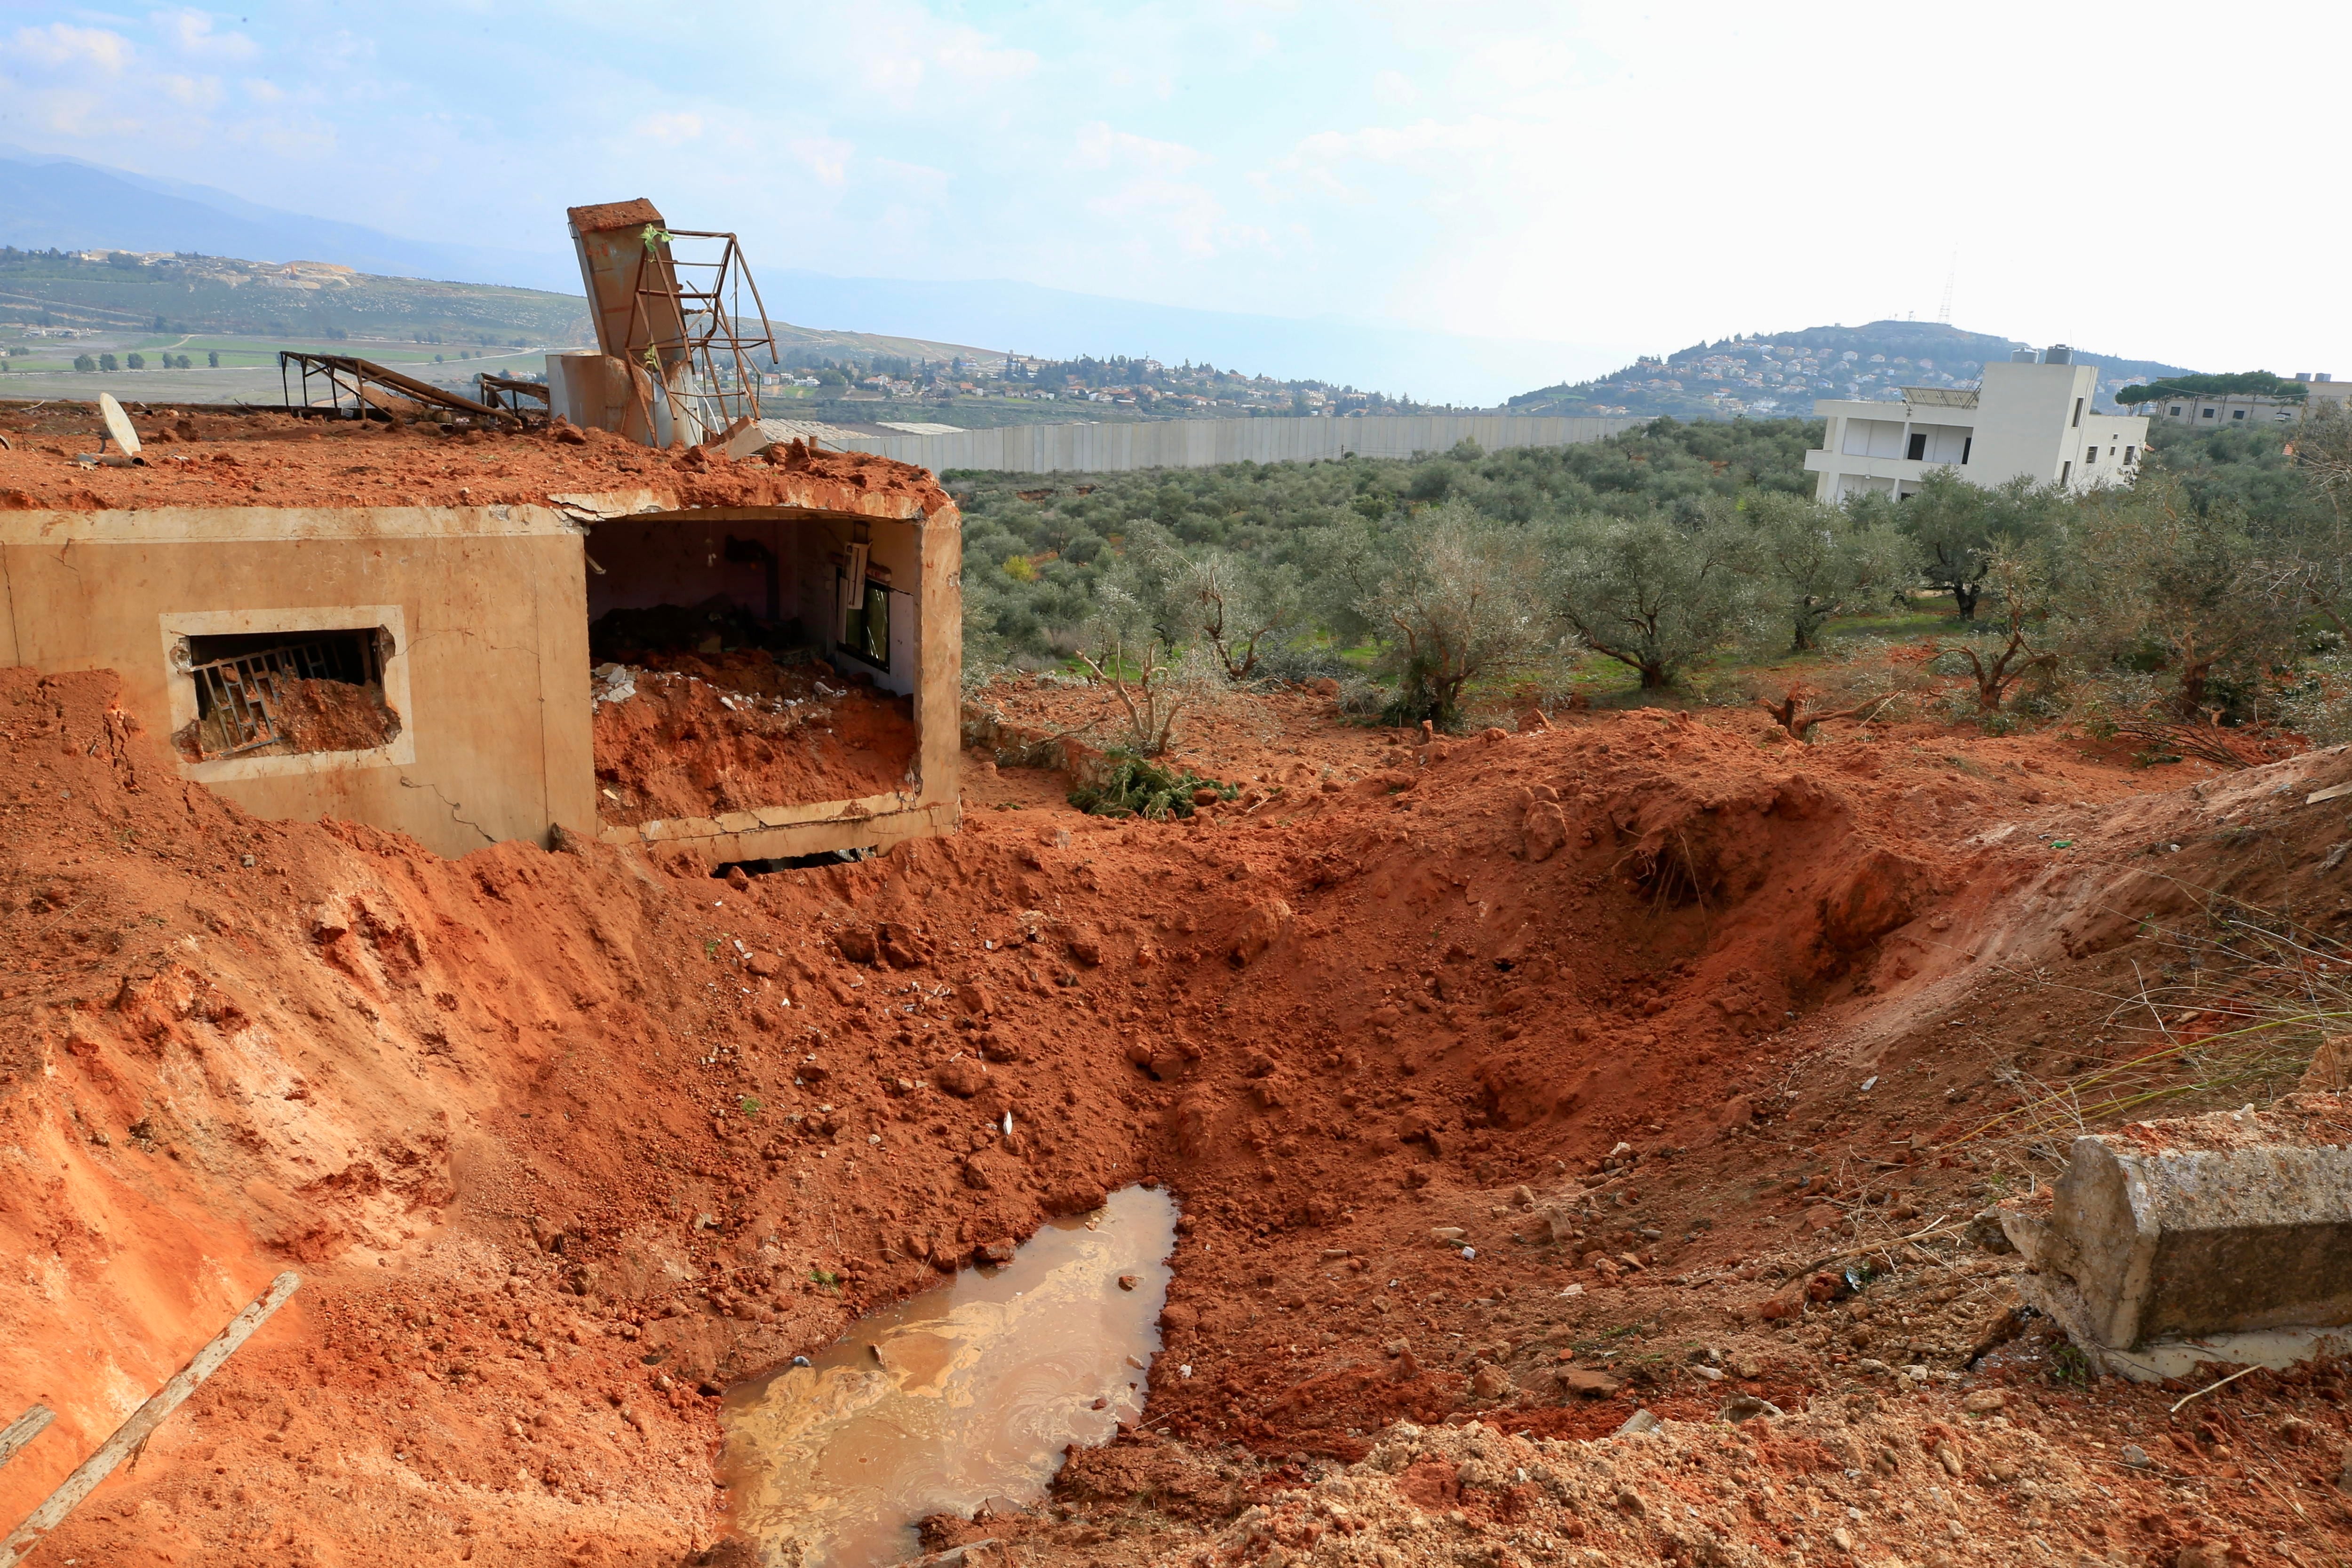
722;1185;1178;1566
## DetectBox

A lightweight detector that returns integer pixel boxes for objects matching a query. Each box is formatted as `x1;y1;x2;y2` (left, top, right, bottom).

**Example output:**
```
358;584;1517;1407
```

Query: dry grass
1952;891;2352;1167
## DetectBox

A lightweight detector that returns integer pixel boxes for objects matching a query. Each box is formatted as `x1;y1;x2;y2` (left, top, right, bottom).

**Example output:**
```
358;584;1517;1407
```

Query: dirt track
3;666;2351;1567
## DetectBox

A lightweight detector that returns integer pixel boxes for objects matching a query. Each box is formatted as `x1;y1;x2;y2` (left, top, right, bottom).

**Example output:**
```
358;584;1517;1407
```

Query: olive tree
1359;502;1545;731
1072;573;1221;755
1550;510;1763;690
1743;492;1919;652
1940;545;2058;714
1291;515;1398;650
1884;470;2065;621
2281;401;2352;637
1153;545;1305;682
2061;480;2301;719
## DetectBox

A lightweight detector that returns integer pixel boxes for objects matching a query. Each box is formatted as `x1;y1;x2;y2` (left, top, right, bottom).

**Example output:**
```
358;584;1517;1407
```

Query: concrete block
2002;1100;2352;1378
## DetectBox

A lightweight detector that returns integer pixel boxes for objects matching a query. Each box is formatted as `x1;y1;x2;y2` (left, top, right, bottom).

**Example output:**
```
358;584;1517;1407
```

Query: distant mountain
0;248;1032;371
0;150;1619;404
758;270;1617;408
0;149;578;292
1508;320;2197;422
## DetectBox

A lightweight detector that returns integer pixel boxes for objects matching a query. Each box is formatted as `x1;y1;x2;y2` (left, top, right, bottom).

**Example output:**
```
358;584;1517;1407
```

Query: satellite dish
97;393;142;458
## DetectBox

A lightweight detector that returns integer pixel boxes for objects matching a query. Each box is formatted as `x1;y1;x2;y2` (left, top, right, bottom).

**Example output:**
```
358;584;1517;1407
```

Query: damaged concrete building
0;199;962;864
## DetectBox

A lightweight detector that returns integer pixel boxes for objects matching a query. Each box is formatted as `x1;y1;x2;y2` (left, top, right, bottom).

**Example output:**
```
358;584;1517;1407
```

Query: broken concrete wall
0;502;597;860
585;500;961;863
566;198;685;378
547;350;660;446
583;512;922;696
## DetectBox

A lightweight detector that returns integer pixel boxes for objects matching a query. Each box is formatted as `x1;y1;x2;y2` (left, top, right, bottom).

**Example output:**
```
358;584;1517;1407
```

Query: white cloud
852;8;1035;110
862;53;927;101
865;157;951;203
1370;69;1417;107
1087;176;1233;258
22;87;146;140
154;9;259;63
1071;121;1205;175
930;30;1037;88
159;72;224;109
788;135;854;188
635;111;704;145
9;23;134;73
1289;117;1510;168
1255;115;1513;207
234;110;341;163
241;77;284;103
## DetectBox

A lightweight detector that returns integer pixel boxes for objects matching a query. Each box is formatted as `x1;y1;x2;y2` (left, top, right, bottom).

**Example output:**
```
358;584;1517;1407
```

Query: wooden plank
0;1407;52;1472
0;1273;299;1568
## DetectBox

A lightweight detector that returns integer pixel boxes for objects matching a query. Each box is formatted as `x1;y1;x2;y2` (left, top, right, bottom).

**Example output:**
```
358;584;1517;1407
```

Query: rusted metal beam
477;373;551;418
278;352;509;421
0;1274;300;1568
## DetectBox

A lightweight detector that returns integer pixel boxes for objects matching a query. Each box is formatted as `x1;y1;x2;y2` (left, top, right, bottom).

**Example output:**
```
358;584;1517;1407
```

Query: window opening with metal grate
181;629;389;760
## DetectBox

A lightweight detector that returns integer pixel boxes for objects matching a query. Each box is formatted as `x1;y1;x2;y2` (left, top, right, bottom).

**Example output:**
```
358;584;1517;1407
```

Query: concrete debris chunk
2001;1095;2352;1380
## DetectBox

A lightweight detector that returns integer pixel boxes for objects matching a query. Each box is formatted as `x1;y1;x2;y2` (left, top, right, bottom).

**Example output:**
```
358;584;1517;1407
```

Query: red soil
4;662;2351;1566
171;677;401;762
0;404;950;517
593;653;920;824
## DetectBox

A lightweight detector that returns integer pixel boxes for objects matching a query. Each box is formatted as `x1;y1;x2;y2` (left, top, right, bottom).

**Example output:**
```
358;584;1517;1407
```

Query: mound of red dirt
170;675;401;761
0;405;950;516
6;660;2351;1566
592;653;920;824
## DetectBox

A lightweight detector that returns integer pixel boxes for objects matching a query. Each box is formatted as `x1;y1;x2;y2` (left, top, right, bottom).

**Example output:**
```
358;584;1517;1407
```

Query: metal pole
0;1273;299;1568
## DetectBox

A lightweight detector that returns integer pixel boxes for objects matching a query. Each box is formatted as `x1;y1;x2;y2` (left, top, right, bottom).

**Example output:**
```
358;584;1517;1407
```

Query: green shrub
1068;753;1237;820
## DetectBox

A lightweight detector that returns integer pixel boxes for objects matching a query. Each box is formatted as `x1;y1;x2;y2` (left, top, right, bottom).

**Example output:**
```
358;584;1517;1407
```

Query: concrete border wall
823;414;1644;475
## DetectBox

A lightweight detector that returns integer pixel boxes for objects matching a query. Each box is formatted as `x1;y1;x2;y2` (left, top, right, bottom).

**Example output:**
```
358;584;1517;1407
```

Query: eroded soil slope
4;666;2352;1568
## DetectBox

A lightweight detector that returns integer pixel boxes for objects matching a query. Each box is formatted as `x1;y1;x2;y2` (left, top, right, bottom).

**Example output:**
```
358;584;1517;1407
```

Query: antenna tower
624;229;776;439
1936;248;1957;325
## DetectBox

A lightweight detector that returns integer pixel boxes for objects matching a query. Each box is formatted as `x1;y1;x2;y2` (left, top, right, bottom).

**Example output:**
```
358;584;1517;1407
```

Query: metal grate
187;638;377;760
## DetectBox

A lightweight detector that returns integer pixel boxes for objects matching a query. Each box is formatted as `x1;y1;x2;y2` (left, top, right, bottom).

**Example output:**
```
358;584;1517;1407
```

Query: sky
3;0;2346;390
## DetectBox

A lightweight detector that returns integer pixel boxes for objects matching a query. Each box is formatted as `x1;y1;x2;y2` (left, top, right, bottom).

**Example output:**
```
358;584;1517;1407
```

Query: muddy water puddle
722;1186;1178;1566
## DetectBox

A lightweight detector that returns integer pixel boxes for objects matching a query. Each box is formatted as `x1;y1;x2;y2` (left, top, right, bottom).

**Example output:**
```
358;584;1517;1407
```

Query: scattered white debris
591;663;638;706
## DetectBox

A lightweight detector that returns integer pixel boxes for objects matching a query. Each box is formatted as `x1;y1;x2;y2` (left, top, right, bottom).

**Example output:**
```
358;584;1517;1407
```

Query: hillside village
787;348;1446;419
1510;320;2196;422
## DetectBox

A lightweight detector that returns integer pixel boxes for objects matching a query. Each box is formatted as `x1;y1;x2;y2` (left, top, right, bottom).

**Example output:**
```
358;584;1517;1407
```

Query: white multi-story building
1803;346;2149;504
